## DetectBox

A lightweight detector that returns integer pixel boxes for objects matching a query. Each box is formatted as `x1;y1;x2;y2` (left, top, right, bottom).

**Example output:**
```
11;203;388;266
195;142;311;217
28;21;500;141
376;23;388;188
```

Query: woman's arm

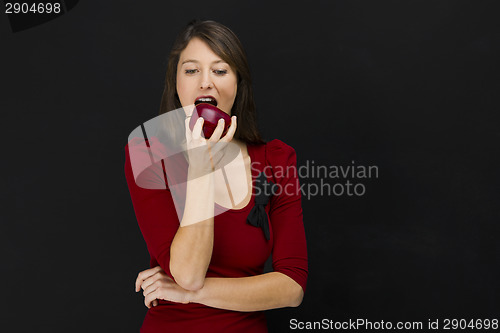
139;267;304;311
193;272;304;311
169;117;238;291
169;171;214;291
125;137;215;292
132;138;308;310
186;141;308;312
126;117;238;293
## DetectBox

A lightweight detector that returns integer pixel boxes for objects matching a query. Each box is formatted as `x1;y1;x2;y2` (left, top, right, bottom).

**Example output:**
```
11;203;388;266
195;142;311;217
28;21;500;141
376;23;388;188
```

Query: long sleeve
267;139;309;293
124;138;179;280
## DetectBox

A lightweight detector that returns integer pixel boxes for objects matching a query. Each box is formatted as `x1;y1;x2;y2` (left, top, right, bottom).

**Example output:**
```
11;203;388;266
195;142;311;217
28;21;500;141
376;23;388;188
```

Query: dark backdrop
1;1;499;332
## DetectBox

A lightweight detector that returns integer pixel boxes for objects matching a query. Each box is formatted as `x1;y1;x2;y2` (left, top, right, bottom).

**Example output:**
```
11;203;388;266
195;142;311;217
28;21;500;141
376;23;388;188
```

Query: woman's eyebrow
181;59;227;65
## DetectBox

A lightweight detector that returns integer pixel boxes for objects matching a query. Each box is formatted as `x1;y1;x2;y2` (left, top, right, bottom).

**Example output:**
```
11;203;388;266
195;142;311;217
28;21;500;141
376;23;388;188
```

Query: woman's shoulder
265;139;297;166
260;139;299;186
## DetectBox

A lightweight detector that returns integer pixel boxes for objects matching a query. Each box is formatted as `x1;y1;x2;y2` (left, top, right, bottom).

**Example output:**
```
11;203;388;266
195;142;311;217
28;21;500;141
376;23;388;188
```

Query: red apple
189;103;232;139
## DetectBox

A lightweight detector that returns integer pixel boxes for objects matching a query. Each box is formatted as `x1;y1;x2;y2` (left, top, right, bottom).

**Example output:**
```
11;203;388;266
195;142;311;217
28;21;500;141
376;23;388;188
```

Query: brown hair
159;19;266;145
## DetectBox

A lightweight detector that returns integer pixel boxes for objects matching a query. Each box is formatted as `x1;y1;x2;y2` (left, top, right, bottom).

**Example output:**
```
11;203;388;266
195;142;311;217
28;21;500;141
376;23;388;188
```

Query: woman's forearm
169;171;215;291
191;272;304;312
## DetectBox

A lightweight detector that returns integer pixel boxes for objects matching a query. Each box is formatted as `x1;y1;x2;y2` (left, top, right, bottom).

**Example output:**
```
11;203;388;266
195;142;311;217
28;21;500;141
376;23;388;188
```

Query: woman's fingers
145;289;161;308
192;117;204;141
184;117;192;142
143;280;165;308
141;275;193;307
220;116;237;142
143;283;171;308
185;116;205;143
141;272;162;292
143;280;158;297
143;277;173;308
208;118;225;142
142;271;174;292
209;116;236;153
185;115;236;173
135;266;163;292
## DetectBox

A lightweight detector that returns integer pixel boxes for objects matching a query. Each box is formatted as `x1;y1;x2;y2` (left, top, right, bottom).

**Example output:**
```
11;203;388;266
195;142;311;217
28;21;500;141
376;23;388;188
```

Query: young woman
125;19;308;332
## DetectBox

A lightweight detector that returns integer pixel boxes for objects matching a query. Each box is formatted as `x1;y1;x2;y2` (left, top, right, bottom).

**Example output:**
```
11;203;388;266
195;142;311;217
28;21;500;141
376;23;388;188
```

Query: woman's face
176;37;238;116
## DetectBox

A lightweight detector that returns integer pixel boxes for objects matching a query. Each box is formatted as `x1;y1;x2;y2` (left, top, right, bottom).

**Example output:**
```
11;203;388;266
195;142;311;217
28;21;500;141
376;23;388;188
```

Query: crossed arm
134;172;304;311
126;138;307;312
135;265;304;311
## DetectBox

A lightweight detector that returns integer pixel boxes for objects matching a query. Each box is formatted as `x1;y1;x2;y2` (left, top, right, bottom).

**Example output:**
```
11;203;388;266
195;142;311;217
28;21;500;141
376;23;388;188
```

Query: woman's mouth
194;96;218;107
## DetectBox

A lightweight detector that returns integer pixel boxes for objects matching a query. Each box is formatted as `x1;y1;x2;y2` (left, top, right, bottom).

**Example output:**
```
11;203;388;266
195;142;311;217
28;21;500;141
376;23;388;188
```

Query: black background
1;1;499;332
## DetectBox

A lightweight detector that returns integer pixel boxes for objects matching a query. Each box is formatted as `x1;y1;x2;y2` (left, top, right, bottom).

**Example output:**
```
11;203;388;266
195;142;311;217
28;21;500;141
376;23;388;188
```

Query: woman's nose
200;81;213;89
199;73;214;89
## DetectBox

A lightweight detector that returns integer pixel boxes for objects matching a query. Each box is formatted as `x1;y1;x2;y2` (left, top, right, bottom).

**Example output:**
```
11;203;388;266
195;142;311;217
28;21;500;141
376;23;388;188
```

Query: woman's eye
185;69;198;74
213;69;227;75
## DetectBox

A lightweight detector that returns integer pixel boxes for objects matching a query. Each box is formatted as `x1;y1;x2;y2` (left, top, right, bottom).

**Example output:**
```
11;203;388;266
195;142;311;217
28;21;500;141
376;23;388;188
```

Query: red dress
124;138;308;333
